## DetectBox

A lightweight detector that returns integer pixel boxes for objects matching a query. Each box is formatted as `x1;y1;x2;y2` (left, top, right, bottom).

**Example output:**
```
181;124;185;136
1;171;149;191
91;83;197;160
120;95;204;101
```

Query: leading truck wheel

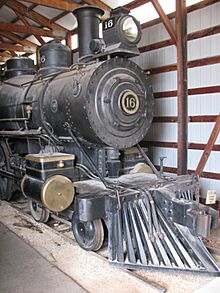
28;198;50;223
72;213;104;251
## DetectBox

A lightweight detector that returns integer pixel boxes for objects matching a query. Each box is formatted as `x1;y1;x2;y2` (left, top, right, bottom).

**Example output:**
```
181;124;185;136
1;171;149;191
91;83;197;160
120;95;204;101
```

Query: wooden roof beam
0;52;12;57
9;51;17;57
0;22;66;39
20;0;80;11
6;0;67;32
20;0;110;13
27;3;38;11
49;2;111;25
0;0;8;9
34;35;45;45
50;11;70;24
0;31;37;47
13;10;30;26
9;4;37;24
151;0;177;44
2;1;53;56
126;0;150;10
0;35;12;58
0;58;9;63
13;10;45;45
0;43;36;53
0;37;15;58
83;1;111;13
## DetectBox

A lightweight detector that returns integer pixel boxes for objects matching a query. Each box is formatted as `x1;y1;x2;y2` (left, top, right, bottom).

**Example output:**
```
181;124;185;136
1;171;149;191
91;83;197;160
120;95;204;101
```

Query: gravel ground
0;201;219;293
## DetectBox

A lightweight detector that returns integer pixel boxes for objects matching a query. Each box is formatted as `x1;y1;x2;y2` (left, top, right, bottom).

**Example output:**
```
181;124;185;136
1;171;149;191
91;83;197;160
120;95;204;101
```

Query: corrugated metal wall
134;2;220;199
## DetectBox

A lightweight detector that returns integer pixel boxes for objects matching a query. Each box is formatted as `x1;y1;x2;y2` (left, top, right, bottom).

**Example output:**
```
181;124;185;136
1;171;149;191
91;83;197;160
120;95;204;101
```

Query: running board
107;191;220;276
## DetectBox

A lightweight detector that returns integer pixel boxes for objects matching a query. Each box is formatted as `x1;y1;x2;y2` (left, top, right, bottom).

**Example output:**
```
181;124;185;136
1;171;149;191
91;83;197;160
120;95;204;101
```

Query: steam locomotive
0;6;219;275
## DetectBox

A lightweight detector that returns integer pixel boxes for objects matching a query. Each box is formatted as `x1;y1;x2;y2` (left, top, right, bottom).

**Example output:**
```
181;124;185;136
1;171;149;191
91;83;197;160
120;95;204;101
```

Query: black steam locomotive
0;6;219;275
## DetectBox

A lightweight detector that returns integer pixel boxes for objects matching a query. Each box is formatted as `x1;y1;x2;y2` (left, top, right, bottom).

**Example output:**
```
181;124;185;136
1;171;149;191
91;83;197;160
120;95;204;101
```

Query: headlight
122;17;139;42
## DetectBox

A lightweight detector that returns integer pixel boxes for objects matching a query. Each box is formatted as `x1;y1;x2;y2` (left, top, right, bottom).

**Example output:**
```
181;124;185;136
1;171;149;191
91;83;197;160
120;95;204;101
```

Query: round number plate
120;91;140;115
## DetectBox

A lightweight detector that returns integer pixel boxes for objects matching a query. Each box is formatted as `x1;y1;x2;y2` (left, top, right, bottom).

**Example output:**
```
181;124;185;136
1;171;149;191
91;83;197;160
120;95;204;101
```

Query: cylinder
73;6;104;58
21;174;75;212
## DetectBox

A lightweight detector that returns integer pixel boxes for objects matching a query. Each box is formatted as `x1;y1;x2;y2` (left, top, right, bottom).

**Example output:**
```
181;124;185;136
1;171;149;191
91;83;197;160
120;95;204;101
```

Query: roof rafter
0;58;8;63
34;35;45;45
13;10;45;45
0;43;36;53
151;0;177;44
0;31;37;47
20;0;110;13
10;4;38;24
125;0;150;10
0;52;12;57
6;0;67;32
49;11;70;24
83;1;111;12
0;21;66;38
1;0;57;56
19;0;80;11
0;35;16;58
9;50;17;57
13;10;30;26
0;0;8;9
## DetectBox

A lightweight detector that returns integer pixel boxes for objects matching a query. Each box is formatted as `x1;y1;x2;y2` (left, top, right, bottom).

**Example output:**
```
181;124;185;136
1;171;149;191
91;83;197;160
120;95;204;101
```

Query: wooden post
66;31;72;50
176;0;188;175
36;46;40;69
66;31;73;62
195;115;220;176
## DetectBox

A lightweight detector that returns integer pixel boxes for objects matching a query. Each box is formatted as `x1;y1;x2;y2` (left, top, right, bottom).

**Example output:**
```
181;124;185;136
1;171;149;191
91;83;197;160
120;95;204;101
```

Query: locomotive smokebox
73;6;104;58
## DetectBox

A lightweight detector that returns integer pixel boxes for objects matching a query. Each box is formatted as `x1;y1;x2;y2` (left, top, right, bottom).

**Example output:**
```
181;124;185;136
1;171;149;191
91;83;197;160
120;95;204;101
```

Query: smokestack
73;6;104;58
